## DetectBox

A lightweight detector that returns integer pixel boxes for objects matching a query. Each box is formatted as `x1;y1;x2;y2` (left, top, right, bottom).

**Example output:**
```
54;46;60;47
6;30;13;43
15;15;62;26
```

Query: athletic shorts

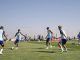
46;38;51;42
61;39;67;45
0;40;4;45
14;39;19;44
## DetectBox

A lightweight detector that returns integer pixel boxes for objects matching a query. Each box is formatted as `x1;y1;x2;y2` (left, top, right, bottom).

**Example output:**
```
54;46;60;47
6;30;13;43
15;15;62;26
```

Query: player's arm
45;35;48;39
49;30;53;34
20;32;25;37
49;30;53;36
15;32;18;37
3;31;7;40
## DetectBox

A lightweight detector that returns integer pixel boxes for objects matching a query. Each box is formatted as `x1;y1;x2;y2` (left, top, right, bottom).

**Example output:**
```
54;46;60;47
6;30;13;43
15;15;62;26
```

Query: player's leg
60;45;64;52
14;39;19;49
63;45;67;51
62;39;67;52
16;42;18;47
58;38;61;48
0;41;4;54
60;40;64;52
13;40;17;49
58;42;61;48
49;38;52;48
46;38;49;49
11;40;16;50
46;38;48;46
15;43;18;49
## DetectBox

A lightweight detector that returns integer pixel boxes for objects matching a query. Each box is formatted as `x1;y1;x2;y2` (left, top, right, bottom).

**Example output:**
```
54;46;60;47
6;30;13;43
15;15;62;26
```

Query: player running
0;26;7;54
58;25;68;52
11;29;25;49
46;27;53;49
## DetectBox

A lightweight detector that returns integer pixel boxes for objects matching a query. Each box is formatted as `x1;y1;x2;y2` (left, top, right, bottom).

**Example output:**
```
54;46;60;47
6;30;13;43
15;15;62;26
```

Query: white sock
61;46;64;52
0;49;3;53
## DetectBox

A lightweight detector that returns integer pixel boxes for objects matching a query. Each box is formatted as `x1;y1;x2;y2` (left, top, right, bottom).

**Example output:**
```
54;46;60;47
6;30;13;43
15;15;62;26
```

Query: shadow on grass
31;47;45;49
37;48;45;49
35;50;56;53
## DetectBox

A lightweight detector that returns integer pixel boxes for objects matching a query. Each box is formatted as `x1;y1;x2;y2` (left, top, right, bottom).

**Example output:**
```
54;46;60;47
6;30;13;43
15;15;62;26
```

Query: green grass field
0;40;80;60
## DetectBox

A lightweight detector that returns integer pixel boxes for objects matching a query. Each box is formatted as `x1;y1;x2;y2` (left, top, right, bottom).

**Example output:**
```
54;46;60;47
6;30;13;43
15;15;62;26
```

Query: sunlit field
0;40;80;60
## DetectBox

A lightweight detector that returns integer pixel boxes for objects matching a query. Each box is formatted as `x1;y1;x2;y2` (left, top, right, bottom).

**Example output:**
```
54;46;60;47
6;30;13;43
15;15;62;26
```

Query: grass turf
0;40;80;60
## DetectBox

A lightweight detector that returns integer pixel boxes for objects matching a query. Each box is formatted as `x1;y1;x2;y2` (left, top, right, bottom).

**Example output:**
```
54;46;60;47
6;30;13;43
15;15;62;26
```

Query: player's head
18;29;20;32
58;25;62;30
0;26;4;29
46;27;49;30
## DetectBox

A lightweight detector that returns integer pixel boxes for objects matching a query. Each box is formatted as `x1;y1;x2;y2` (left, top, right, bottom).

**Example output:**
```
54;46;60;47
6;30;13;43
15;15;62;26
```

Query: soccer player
12;29;25;49
0;26;7;54
58;25;67;52
46;27;53;49
77;32;80;45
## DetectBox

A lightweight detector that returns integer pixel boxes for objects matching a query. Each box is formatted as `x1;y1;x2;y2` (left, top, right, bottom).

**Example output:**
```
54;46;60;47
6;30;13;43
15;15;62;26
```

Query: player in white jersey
0;26;7;54
58;25;67;52
12;29;25;49
46;27;53;49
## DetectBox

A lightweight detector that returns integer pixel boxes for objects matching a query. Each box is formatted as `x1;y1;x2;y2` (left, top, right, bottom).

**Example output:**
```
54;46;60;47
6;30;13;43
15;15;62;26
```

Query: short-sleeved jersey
60;29;67;39
16;32;22;40
47;30;52;39
0;29;3;41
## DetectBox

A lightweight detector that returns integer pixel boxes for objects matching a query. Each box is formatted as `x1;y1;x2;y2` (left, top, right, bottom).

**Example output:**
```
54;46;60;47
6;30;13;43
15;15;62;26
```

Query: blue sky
0;0;80;38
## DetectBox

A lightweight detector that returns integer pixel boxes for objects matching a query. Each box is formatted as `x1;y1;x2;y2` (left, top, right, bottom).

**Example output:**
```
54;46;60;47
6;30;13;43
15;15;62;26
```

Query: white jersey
0;29;3;41
16;32;22;40
60;29;67;39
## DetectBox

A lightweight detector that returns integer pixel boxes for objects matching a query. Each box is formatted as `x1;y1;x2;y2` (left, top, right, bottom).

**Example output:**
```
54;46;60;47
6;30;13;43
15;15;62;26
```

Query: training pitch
0;40;80;60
